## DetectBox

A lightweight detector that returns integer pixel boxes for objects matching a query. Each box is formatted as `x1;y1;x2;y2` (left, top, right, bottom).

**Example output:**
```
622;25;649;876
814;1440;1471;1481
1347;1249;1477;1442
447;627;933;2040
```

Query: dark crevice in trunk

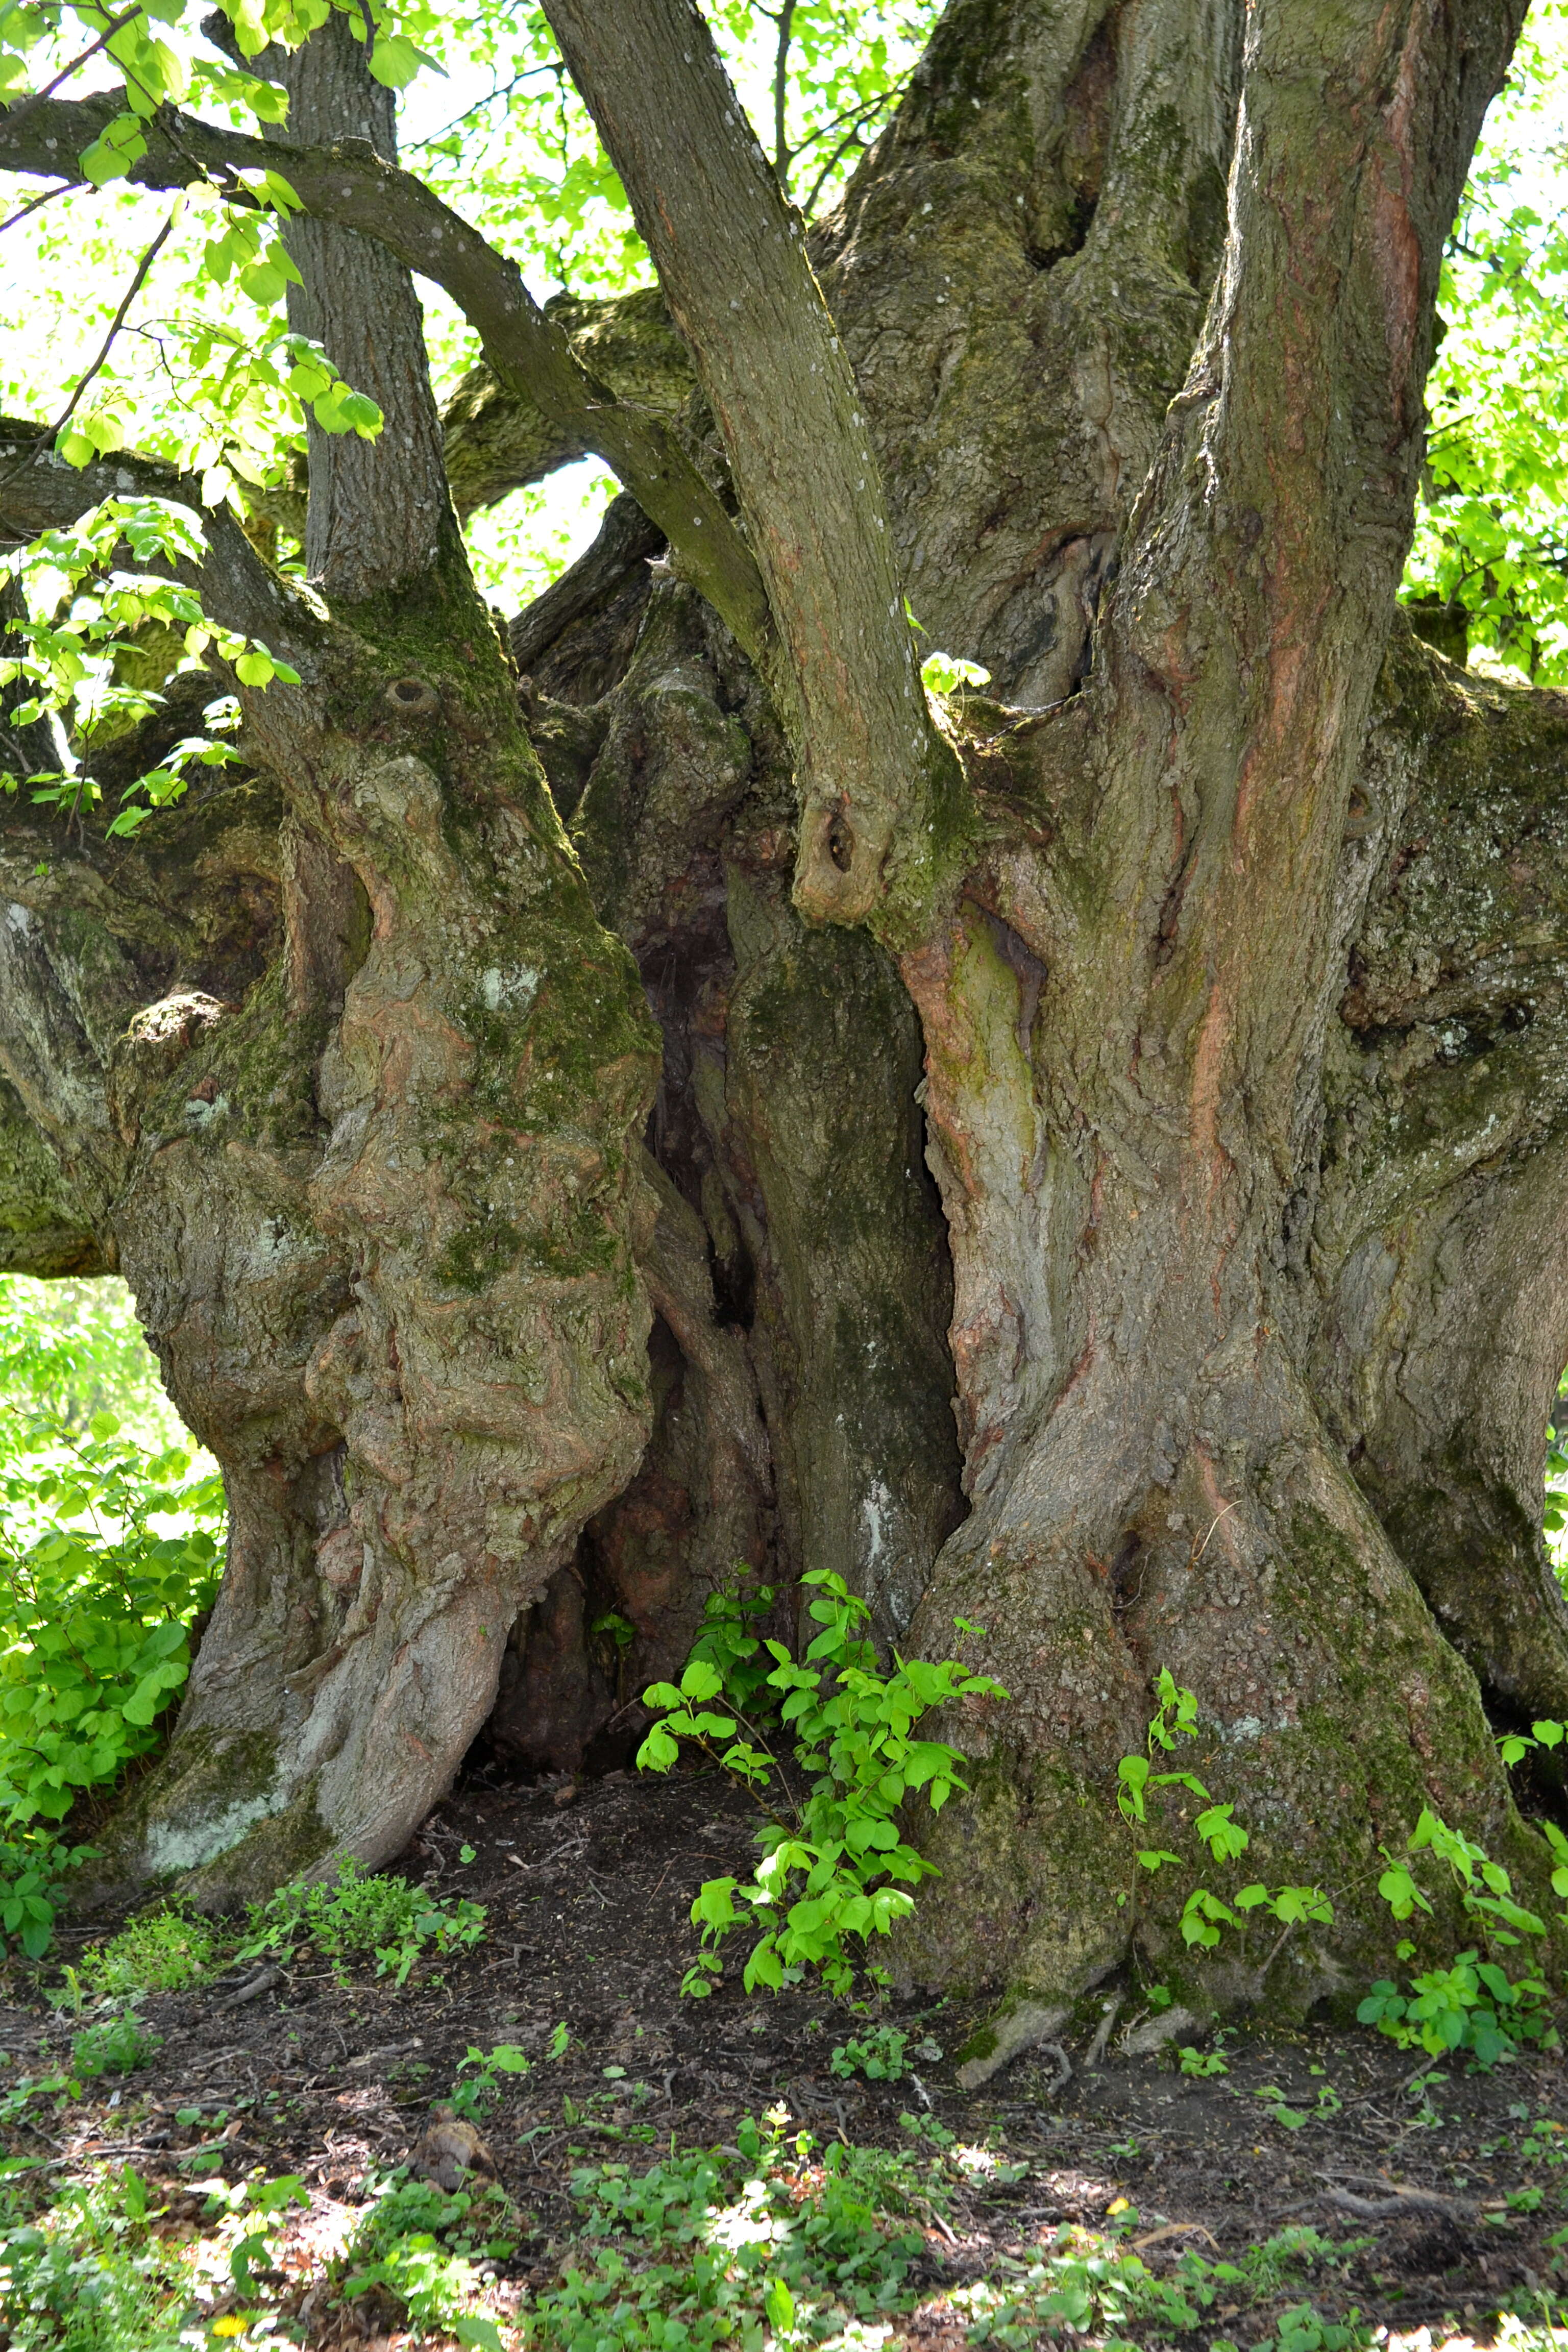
467;545;967;1775
1476;1686;1568;1830
1022;7;1118;272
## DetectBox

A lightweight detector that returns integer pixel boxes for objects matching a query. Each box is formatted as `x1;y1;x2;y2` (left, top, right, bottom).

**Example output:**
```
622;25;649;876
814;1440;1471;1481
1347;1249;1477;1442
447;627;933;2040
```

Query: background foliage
1405;2;1568;679
0;1279;222;1950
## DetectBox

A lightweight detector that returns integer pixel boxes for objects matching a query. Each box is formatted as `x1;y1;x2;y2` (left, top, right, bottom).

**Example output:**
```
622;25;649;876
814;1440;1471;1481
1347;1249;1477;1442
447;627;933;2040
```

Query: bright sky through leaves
0;1;935;611
0;0;1563;646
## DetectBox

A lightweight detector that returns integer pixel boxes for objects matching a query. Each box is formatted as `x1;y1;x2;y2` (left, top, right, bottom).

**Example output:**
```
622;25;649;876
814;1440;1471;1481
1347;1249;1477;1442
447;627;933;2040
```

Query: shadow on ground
3;1766;1565;2347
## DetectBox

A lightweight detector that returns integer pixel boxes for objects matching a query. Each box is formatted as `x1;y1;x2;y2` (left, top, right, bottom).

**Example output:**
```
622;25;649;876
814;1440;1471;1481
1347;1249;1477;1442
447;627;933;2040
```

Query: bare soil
4;1766;1566;2345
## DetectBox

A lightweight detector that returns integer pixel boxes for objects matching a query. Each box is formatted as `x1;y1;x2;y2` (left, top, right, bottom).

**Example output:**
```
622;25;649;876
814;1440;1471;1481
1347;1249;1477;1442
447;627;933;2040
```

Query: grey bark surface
262;12;451;601
4;0;1568;2032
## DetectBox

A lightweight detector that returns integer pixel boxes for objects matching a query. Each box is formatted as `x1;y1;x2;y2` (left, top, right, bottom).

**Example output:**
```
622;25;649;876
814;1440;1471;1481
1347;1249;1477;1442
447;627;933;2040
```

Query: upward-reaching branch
541;0;951;928
261;12;450;601
1053;0;1532;1127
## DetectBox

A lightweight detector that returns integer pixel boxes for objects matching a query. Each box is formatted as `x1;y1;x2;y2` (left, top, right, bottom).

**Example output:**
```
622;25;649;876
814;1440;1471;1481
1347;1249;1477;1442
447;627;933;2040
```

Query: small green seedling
70;2012;160;2078
829;2026;942;2082
449;2042;531;2119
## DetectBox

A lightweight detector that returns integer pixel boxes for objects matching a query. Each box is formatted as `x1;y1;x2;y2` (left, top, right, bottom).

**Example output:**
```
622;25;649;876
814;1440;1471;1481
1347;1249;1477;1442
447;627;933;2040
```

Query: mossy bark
0;31;662;1906
5;0;1568;2030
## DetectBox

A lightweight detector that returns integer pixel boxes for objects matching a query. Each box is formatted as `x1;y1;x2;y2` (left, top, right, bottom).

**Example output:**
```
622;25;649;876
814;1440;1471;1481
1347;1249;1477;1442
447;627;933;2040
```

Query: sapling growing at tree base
637;1568;1004;1997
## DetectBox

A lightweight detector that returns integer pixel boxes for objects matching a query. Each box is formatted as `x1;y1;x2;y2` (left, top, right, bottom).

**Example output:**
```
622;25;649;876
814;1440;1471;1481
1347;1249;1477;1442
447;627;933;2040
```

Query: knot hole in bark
386;676;439;717
826;814;854;873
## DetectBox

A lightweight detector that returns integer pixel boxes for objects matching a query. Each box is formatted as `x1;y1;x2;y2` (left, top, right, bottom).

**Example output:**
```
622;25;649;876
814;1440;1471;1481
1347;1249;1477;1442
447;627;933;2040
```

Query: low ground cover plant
535;2108;932;2350
636;1565;1005;1996
449;2041;532;2119
525;2111;1377;2352
1358;1947;1556;2065
0;2078;1533;2352
1354;1738;1568;2065
0;1834;94;1963
69;2013;160;2080
236;1855;487;1985
0;2161;186;2352
74;1905;217;1999
829;2023;942;2082
338;2170;519;2344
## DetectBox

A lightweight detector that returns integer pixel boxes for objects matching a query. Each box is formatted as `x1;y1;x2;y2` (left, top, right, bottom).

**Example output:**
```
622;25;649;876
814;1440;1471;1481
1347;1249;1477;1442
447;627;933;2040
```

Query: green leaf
238;260;290;307
335;389;384;438
120;1677;168;1727
364;34;428;89
743;1934;783;1992
690;1877;738;1928
454;2322;503;2352
78;116;148;188
765;2275;796;2335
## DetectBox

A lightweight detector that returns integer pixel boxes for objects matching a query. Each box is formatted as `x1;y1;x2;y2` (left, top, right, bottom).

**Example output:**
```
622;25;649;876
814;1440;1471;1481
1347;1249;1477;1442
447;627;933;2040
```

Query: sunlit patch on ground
0;1771;1562;2351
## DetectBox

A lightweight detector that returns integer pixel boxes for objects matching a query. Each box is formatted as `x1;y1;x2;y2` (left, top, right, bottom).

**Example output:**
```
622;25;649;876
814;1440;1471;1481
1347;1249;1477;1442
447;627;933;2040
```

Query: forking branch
0;88;774;667
540;0;951;929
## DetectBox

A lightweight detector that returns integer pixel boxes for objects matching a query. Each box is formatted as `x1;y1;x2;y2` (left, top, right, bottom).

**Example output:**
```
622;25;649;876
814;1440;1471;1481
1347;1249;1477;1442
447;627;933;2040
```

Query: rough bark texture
262;13;449;600
1313;638;1568;1737
0;33;660;1903
4;0;1568;2040
860;0;1557;2016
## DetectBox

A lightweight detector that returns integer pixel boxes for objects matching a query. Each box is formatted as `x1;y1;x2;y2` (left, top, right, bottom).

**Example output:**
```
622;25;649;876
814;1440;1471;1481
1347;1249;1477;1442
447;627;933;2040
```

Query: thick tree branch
0;92;771;665
443;289;695;521
253;287;695;545
541;0;950;928
261;13;451;600
1032;0;1531;1181
812;0;1239;709
1116;0;1525;710
508;488;662;678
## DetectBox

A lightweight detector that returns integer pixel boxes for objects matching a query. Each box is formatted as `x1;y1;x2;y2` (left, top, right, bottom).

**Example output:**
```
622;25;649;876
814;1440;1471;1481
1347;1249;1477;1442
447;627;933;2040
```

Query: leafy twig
0;206;176;485
0;6;146;136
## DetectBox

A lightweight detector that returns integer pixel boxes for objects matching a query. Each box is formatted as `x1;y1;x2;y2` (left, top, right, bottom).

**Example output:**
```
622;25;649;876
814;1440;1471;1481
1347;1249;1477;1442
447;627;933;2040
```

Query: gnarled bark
5;0;1568;2035
1311;635;1568;1732
0;28;660;1903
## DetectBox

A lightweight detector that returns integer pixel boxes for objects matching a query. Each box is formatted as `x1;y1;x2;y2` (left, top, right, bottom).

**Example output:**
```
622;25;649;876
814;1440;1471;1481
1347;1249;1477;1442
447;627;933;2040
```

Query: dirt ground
5;1765;1567;2346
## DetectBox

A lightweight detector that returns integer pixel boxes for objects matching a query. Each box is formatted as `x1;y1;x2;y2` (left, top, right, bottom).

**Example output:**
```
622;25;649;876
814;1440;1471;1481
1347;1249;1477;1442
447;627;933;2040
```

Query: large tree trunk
513;0;1567;2016
4;0;1567;2035
0;27;661;1901
838;0;1565;2009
